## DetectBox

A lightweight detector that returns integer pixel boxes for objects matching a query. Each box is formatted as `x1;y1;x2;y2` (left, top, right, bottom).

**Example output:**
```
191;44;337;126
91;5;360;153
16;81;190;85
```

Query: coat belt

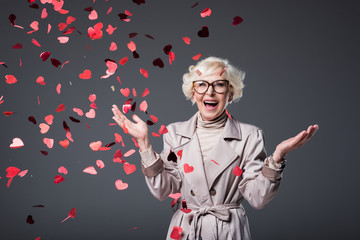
187;203;240;240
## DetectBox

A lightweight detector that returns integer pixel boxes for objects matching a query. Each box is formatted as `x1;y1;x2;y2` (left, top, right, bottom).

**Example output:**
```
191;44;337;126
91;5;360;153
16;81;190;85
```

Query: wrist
273;149;285;163
137;138;150;152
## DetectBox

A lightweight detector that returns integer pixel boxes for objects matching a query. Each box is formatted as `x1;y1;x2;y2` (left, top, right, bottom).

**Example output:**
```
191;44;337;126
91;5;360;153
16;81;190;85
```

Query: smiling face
192;70;232;121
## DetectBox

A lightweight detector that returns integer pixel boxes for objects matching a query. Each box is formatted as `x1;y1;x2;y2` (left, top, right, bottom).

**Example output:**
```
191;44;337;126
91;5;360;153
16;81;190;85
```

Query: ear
228;93;233;102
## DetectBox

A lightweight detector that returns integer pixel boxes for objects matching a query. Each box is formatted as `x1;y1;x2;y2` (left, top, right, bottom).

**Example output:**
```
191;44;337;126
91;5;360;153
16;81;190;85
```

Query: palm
276;124;319;157
111;104;148;140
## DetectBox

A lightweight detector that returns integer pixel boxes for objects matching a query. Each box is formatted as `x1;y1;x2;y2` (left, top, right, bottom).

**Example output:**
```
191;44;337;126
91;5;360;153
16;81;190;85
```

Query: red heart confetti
61;208;76;223
159;125;168;134
177;150;183;160
182;37;191;45
59;140;69;148
197;26;209;38
123;162;136;175
140;68;148;78
5;75;17;84
56;104;65;112
36;76;46;85
26;215;35;224
142;88;150;97
40;52;51;61
192;54;202;60
233;166;243;177
170;226;182;240
232;16;243;26
184;163;194;173
211;159;220;165
12;43;23;49
58;166;68;175
120;88;130;97
119;57;128;65
54;175;65;184
79;69;91;79
6;166;20;187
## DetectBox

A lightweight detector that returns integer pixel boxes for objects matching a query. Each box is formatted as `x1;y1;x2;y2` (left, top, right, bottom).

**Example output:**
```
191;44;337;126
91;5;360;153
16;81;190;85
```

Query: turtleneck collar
197;110;228;129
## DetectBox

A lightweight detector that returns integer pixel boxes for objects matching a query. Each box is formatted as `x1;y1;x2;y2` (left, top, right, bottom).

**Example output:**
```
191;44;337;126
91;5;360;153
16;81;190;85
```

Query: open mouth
203;100;218;109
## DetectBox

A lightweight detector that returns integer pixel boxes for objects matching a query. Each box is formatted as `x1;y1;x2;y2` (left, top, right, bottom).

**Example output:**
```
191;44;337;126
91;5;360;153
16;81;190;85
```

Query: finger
132;114;143;124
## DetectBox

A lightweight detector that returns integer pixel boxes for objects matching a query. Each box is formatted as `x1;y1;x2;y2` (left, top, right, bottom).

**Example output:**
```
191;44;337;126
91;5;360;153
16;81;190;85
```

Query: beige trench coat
141;112;284;240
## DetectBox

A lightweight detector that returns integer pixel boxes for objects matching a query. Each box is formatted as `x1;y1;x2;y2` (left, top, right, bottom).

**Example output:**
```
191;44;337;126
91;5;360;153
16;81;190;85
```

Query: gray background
0;0;359;239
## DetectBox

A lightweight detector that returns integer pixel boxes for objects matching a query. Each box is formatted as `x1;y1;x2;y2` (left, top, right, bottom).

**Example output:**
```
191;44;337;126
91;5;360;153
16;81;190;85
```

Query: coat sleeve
238;129;284;210
140;128;182;201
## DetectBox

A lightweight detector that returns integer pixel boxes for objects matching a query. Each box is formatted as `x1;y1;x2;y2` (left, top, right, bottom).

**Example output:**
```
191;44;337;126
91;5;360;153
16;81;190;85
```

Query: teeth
204;101;218;104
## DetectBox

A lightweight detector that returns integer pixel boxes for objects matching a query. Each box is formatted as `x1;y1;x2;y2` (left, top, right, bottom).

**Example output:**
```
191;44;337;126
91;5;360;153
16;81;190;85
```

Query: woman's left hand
272;124;319;163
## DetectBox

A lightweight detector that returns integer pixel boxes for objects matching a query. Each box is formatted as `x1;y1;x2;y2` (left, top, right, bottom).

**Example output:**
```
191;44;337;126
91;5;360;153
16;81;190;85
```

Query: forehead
200;69;226;82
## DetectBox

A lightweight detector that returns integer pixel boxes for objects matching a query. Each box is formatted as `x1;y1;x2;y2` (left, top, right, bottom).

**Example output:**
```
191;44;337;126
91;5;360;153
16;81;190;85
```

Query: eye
215;82;225;87
198;82;207;87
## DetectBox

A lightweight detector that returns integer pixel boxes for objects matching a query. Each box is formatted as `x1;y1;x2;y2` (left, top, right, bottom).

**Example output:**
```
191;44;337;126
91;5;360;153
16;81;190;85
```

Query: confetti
170;226;182;240
89;141;102;151
56;84;61;94
73;108;84;116
58;166;68;175
36;76;46;85
43;138;54;148
193;54;202;60
6;166;20;187
153;58;164;68
200;8;212;18
211;159;219;165
127;41;136;52
88;10;98;20
225;109;232;120
12;43;23;49
27;215;35;224
85;109;96;118
120;88;130;97
177;150;183;160
83;166;97;175
4;111;15;116
139;100;148;112
152;132;160;137
159;125;168;134
163;44;172;55
57;36;69;43
115;179;128;190
79;69;91;79
119;57;128;65
51;58;61;67
142;88;150;97
5;75;17;84
232;16;243;26
167;151;177;162
96;160;105;169
110;42;117;51
106;24;117;35
183;163;194;173
124;149;135;157
123;162;136;175
133;0;145;5
169;51;175;65
89;94;96;102
149;115;158;123
197;26;209;38
140;68;148;78
233;166;243;177
32;39;41;47
54;175;65;184
59;140;69;148
132;88;137;97
18;169;28;177
182;37;191;45
56;104;65;112
10;138;24;149
88;22;103;40
61;208;76;223
40;52;51;61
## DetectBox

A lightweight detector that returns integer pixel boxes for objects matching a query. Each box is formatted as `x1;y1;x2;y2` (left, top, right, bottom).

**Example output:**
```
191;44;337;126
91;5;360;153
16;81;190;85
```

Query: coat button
190;190;195;196
209;188;216;196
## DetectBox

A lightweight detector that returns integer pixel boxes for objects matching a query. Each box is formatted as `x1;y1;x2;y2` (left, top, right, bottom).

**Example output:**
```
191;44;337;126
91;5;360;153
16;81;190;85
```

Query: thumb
132;114;143;124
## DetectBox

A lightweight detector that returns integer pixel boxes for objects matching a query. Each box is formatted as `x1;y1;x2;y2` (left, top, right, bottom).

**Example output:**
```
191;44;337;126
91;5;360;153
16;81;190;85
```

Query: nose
206;84;215;95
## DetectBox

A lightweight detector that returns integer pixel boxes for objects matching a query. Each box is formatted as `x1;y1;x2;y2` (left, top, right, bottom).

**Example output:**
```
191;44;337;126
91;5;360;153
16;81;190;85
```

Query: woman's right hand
111;104;150;151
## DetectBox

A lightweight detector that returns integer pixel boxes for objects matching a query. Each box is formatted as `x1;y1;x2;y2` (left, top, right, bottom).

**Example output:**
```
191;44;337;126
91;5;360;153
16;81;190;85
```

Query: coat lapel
203;115;242;188
174;113;213;206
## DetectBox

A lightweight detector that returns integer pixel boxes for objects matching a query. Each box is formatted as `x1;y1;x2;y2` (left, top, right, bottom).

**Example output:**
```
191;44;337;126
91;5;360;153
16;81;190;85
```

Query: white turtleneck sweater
196;111;227;162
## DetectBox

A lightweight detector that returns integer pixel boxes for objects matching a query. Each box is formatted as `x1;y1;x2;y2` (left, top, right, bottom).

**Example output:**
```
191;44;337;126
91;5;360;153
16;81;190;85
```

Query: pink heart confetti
57;36;69;43
32;38;41;47
115;179;128;190
88;10;98;20
58;166;68;175
10;138;24;148
18;169;28;177
168;193;181;200
88;94;96;102
139;100;148;112
124;149;136;157
36;76;46;85
43;138;54;148
127;41;136;52
150;115;158;123
83;166;97;175
123;162;136;175
110;42;117;51
56;84;61;94
140;68;148;78
85;109;96;118
90;141;102;151
88;22;103;40
66;16;76;24
106;24;117;35
120;88;130;97
200;8;212;18
73;108;84;116
96;160;105;169
41;8;48;18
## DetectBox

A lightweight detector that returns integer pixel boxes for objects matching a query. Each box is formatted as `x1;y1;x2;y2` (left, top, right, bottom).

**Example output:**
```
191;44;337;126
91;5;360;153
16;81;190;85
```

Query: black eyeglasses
192;80;229;94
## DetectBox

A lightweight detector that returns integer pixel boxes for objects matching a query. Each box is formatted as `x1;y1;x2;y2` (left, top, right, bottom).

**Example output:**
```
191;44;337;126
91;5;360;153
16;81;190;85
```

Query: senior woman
111;57;318;240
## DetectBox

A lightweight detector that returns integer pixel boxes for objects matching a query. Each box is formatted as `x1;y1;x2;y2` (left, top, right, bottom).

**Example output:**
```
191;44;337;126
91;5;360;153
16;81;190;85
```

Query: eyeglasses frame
192;80;230;94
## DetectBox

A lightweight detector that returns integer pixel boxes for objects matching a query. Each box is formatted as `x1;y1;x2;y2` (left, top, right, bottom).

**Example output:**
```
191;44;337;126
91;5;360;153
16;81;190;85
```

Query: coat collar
175;111;242;141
